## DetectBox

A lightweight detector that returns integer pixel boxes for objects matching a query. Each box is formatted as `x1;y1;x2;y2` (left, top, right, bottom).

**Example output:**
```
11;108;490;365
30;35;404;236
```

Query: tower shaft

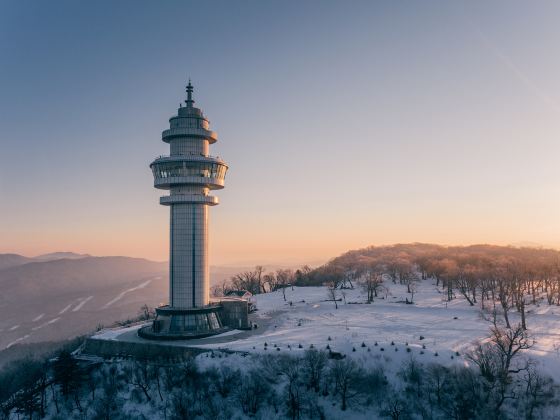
169;203;209;308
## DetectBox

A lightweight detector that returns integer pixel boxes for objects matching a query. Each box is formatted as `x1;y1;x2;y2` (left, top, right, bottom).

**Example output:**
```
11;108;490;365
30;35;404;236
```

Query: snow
189;282;560;377
31;317;61;331
72;295;93;312
58;303;73;314
32;313;45;322
6;334;30;349
93;323;148;340
102;279;152;308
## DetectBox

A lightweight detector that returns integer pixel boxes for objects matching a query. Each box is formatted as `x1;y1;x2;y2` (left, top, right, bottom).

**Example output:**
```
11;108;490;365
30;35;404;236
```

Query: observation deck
150;154;228;190
162;127;218;144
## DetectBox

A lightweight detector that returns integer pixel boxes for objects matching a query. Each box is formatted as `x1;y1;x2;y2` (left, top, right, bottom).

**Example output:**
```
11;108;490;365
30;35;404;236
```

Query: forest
0;320;556;419
217;243;560;330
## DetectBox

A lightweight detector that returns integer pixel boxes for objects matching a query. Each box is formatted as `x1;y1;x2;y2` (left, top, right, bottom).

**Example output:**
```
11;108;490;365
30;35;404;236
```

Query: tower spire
185;79;194;107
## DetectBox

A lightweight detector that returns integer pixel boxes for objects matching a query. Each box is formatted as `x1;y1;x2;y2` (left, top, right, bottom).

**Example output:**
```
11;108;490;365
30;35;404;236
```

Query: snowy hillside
4;279;560;419
194;281;560;377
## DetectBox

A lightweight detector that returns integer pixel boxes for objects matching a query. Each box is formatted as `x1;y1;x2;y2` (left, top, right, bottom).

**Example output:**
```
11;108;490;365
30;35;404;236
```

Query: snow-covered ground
191;281;560;377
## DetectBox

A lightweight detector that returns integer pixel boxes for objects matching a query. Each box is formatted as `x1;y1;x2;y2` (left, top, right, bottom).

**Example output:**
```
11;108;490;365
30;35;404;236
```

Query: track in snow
102;279;152;309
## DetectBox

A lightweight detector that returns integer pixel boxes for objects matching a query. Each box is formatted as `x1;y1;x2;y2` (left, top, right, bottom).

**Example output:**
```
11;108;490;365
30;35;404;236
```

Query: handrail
153;153;224;162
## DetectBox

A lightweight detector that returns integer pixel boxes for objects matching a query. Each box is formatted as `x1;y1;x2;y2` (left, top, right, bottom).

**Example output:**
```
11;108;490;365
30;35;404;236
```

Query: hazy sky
1;1;560;265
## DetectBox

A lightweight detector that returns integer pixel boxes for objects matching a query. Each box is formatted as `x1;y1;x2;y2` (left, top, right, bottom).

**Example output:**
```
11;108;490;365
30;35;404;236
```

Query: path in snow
102;279;152;309
32;314;45;322
72;296;93;312
6;335;30;349
31;317;61;331
59;303;73;314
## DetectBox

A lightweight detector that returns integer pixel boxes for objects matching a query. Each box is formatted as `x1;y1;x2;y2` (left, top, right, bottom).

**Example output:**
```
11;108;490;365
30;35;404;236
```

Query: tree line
219;244;560;329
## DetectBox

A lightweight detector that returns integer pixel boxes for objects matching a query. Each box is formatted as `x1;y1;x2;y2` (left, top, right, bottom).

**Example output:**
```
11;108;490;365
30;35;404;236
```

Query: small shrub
328;336;332;341
419;336;425;340
406;347;411;353
380;348;385;352
361;342;366;348
391;341;395;346
352;347;356;352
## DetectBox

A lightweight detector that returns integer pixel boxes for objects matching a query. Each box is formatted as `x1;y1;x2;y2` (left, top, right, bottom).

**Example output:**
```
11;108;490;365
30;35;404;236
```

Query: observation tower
140;82;229;339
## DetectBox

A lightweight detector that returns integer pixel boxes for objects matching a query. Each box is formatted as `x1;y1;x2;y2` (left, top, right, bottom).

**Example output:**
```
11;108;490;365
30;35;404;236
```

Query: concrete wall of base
219;299;250;329
82;338;211;360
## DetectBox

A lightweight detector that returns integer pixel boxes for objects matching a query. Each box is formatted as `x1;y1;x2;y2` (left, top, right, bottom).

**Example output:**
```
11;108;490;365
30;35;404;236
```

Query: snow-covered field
193;281;560;377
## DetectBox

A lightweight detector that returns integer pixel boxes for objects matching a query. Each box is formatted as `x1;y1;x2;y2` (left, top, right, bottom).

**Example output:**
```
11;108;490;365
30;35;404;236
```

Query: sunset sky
1;1;560;265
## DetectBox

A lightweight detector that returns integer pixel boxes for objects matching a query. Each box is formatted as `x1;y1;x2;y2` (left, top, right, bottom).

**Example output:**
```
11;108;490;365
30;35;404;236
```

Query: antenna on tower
186;79;194;107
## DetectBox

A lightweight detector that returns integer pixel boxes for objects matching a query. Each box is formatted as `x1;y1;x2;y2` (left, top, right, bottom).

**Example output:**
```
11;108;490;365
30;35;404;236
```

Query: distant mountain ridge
0;252;91;271
0;252;255;356
0;256;167;301
0;254;168;355
0;254;35;271
33;252;91;261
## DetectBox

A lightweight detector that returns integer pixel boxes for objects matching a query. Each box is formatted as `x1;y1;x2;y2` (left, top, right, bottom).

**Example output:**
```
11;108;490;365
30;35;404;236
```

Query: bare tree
302;349;327;393
276;269;294;301
263;271;277;293
360;268;384;303
326;281;339;309
521;365;555;420
236;371;272;416
455;264;479;306
255;265;265;293
425;364;449;407
329;358;365;411
125;359;152;402
138;304;154;321
467;323;534;412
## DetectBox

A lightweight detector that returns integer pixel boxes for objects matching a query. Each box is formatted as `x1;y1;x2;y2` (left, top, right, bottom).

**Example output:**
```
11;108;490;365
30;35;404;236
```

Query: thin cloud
467;18;560;114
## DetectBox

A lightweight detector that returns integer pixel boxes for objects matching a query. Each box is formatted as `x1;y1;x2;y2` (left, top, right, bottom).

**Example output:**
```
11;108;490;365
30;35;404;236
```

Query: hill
0;253;273;360
33;251;91;261
0;256;167;356
0;254;34;271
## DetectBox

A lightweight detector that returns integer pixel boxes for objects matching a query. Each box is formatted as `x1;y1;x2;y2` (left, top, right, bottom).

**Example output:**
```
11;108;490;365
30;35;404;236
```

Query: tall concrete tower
141;82;229;339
